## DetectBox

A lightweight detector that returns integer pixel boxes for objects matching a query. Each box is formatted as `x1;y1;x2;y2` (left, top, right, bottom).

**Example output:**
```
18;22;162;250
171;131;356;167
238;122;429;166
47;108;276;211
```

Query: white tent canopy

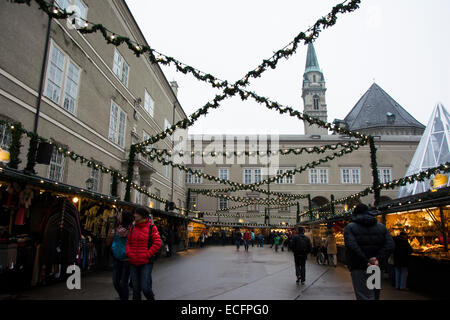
398;103;450;198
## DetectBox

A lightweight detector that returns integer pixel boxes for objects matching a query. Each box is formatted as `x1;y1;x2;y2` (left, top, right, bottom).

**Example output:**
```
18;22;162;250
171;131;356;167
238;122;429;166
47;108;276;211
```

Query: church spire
302;42;328;135
304;43;322;75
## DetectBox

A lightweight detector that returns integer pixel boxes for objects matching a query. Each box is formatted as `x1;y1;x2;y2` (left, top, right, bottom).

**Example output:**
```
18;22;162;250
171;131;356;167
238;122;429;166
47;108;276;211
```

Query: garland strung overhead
137;138;367;190
0;120;193;214
148;140;362;158
8;0;362;92
192;187;307;201
300;162;450;219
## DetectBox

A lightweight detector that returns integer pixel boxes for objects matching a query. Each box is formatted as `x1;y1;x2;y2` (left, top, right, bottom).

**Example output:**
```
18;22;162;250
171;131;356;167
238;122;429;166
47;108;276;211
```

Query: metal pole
34;0;55;134
296;201;300;224
26;0;55;173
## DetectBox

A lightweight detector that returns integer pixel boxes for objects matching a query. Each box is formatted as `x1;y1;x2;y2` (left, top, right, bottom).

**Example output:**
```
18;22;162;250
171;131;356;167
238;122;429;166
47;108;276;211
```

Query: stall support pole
296;202;300;224
439;206;448;252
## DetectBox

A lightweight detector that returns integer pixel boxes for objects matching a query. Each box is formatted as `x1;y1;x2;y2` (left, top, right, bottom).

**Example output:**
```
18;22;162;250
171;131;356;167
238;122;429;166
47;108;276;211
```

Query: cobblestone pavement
8;245;429;300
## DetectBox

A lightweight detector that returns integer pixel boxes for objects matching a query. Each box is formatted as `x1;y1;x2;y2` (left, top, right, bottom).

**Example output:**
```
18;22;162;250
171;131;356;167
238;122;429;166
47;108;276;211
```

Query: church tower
302;43;328;135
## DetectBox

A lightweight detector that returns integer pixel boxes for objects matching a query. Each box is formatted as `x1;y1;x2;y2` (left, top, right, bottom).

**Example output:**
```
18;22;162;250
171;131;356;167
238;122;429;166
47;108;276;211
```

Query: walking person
251;230;255;248
274;233;281;252
324;230;337;267
235;229;242;251
257;233;264;247
243;229;251;252
344;204;394;300
126;207;161;300
109;210;134;300
281;233;287;252
393;231;413;290
290;226;312;285
270;231;275;248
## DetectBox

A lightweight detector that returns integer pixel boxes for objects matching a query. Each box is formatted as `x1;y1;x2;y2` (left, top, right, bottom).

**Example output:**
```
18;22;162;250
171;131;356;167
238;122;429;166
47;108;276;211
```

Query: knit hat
353;203;369;215
135;207;150;218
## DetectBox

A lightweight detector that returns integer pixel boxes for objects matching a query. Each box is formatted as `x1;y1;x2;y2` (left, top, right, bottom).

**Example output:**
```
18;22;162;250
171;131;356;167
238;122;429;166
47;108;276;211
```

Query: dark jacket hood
352;212;378;226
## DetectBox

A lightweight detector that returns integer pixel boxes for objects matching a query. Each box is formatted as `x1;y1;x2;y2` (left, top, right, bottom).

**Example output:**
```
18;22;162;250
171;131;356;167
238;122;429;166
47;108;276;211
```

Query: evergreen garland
7;122;22;169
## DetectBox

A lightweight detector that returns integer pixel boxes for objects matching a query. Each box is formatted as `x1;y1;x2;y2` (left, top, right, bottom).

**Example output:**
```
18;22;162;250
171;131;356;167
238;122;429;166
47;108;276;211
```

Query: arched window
313;74;316;82
313;95;319;110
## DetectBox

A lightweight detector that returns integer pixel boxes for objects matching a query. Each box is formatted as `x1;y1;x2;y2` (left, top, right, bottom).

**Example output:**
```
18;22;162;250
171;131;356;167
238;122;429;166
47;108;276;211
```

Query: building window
163;163;170;179
56;0;87;21
243;168;263;184
178;169;183;186
341;168;361;184
154;188;161;210
113;49;129;87
247;197;259;212
378;168;392;183
219;168;229;181
90;167;100;192
244;169;252;184
279;205;290;212
309;168;328;184
134;189;141;205
275;168;295;184
218;197;228;210
44;41;81;114
108;101;126;147
48;148;65;182
186;169;203;184
142;131;152;161
313;74;316;82
313;95;319;110
144;90;155;117
0;124;11;151
164;119;171;130
254;169;262;183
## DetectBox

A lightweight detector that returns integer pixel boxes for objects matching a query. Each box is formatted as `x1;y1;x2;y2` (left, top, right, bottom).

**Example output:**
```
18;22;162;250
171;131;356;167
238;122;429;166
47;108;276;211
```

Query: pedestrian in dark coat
291;227;312;285
344;204;394;300
393;231;413;290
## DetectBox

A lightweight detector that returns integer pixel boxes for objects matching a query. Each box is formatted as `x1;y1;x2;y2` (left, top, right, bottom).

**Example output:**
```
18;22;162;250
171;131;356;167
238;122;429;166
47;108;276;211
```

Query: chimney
170;81;179;97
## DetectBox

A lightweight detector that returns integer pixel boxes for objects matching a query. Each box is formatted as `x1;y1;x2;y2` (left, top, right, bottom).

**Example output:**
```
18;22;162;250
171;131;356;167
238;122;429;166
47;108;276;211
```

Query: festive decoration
9;0;362;92
192;187;307;201
369;137;381;206
6;122;22;169
137;138;367;190
300;162;450;221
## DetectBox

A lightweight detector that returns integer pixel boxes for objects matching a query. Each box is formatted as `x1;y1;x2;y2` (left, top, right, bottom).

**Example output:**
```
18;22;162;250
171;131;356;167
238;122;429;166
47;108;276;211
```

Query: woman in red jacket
243;230;251;252
126;207;161;300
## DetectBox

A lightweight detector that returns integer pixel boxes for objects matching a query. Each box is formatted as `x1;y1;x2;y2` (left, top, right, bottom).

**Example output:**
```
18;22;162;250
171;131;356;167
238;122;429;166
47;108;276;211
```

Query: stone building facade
186;43;425;227
0;0;187;210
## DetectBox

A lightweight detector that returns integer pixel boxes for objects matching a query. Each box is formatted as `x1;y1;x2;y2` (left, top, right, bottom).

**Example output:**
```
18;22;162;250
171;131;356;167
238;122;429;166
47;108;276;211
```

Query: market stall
0;166;188;293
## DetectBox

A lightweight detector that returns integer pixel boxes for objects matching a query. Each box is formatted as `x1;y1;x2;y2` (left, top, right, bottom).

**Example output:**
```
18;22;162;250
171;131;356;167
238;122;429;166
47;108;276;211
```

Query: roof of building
304;43;322;75
343;83;425;131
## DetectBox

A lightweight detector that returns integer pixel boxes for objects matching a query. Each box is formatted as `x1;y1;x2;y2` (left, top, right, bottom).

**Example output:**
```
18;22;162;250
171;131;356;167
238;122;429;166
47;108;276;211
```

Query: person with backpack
290;226;312;285
110;210;134;300
235;229;242;251
126;207;161;300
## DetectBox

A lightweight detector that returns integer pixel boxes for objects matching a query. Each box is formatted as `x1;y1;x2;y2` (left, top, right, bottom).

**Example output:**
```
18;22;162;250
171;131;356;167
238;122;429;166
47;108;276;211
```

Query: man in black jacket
344;204;394;300
290;226;312;285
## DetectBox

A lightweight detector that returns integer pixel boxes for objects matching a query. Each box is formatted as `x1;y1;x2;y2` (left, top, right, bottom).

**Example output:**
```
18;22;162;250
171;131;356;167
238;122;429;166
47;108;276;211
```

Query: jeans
236;240;241;249
244;240;249;251
129;263;154;300
294;255;306;282
328;254;336;266
112;259;130;300
350;269;380;300
275;244;279;252
394;266;408;289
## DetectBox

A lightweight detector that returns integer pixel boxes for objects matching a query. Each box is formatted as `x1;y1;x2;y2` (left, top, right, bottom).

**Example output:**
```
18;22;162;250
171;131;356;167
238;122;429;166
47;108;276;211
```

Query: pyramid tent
398;103;450;197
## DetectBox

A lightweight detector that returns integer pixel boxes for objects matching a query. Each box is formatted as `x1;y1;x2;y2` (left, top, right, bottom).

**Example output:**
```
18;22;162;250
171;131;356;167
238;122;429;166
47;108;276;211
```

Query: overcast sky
126;0;450;135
